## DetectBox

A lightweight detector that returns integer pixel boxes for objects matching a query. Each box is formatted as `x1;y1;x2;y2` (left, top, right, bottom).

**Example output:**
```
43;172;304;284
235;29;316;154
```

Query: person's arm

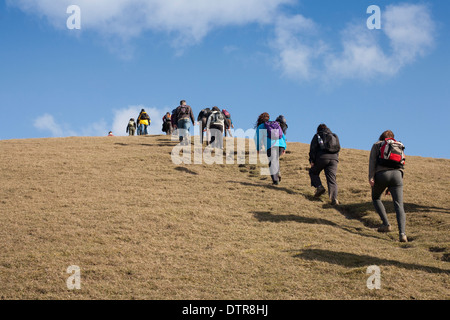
189;107;195;125
368;143;379;186
206;114;212;131
309;134;318;165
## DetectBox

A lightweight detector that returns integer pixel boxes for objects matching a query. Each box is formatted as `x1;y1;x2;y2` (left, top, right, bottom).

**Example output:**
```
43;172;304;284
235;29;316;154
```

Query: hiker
276;115;288;136
126;118;137;136
369;130;408;242
162;112;173;135
222;109;234;137
172;100;196;145
108;131;114;137
255;112;287;185
309;124;340;205
137;109;151;136
206;107;225;149
197;108;212;144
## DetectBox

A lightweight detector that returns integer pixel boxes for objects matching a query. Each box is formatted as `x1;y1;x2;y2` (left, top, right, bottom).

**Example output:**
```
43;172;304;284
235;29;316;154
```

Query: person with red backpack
255;112;286;185
309;124;340;205
369;130;407;242
222;109;234;137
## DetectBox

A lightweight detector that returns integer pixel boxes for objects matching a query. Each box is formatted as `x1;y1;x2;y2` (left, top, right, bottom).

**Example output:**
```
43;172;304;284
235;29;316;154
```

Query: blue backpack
264;121;283;140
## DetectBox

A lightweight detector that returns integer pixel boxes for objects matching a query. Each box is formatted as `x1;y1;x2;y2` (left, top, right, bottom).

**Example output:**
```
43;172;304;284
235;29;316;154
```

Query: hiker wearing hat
255;112;287;185
126;118;137;136
137;109;151;136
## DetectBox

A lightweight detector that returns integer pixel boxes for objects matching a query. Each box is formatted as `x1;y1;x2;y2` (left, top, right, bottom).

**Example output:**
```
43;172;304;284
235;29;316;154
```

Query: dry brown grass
0;135;449;300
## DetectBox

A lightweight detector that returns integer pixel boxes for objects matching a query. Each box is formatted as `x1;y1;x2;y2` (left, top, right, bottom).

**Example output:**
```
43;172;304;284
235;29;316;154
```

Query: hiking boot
314;186;326;198
399;233;408;243
273;181;280;186
377;225;392;233
331;199;340;206
278;174;282;182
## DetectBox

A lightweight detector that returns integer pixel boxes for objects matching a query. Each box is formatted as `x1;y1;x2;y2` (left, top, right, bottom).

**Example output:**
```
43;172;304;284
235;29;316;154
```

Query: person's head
166;112;170;116
276;115;286;124
212;106;220;112
130;118;134;121
379;130;395;141
255;112;270;128
317;124;328;133
141;109;145;113
180;100;186;106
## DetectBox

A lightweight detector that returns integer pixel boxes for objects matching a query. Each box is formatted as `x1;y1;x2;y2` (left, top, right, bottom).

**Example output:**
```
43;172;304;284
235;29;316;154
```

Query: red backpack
378;138;406;168
222;109;231;118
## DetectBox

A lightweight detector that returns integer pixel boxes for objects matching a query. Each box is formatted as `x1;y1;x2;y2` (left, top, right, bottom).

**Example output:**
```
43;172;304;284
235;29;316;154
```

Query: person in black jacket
309;124;340;205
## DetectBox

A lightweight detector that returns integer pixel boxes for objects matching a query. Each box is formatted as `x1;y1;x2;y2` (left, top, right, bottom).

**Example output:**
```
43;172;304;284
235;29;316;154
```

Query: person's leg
387;170;406;236
372;171;390;228
177;119;187;144
324;160;338;202
309;158;327;189
144;125;148;135
218;126;224;149
267;147;280;184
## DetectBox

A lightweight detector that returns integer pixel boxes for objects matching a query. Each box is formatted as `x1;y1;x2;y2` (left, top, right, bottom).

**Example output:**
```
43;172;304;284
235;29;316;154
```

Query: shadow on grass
295;249;450;274
252;211;337;227
175;166;198;175
332;201;450;229
228;180;298;195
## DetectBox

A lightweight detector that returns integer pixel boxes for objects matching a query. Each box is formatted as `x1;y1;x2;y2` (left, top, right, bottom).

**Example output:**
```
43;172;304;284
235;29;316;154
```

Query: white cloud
273;3;436;82
8;0;291;45
34;113;77;137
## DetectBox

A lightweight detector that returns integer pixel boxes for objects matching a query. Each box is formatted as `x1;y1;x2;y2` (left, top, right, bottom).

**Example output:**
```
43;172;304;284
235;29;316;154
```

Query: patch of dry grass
0;135;448;300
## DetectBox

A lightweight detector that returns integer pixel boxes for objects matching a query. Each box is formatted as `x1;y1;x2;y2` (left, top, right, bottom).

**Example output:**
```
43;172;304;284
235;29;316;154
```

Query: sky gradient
1;0;449;158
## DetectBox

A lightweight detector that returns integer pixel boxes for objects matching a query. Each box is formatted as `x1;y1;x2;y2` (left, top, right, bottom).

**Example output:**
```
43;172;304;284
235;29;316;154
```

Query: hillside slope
0;135;449;300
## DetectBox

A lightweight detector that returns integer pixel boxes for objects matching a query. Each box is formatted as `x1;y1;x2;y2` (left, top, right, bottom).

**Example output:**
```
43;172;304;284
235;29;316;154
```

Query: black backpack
276;115;288;135
319;132;340;153
177;105;190;118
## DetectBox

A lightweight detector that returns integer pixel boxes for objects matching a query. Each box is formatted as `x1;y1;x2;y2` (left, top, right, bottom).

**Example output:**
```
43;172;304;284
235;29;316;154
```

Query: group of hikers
121;100;408;243
125;109;152;136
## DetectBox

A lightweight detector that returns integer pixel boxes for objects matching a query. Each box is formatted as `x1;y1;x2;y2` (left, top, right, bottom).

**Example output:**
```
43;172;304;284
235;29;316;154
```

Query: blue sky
1;0;449;158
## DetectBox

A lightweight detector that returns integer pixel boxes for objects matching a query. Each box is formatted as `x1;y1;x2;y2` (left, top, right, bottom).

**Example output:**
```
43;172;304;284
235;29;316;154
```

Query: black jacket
309;128;339;163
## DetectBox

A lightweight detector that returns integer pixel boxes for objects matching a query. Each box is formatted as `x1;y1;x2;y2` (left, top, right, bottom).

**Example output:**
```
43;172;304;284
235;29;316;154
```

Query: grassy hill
0;135;449;300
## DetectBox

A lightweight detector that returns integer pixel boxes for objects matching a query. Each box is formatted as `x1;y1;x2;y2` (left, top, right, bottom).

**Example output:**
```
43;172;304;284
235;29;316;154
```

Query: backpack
128;120;135;127
222;109;231;119
378;138;406;168
141;112;150;121
264;121;283;140
212;111;224;125
177;105;189;118
318;132;340;153
276;115;288;135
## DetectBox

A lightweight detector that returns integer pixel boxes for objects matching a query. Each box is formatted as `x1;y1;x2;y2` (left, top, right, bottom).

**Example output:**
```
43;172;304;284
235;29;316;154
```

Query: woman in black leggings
369;130;407;242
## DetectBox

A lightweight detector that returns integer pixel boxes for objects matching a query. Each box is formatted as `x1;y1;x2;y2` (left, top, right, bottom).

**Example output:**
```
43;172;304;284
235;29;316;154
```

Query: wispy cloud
272;3;436;83
34;114;77;137
8;0;291;46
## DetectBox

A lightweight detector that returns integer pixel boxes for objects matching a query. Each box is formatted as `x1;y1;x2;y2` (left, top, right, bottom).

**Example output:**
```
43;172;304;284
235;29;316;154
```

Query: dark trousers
209;124;224;149
372;170;406;235
309;158;338;200
267;147;285;183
